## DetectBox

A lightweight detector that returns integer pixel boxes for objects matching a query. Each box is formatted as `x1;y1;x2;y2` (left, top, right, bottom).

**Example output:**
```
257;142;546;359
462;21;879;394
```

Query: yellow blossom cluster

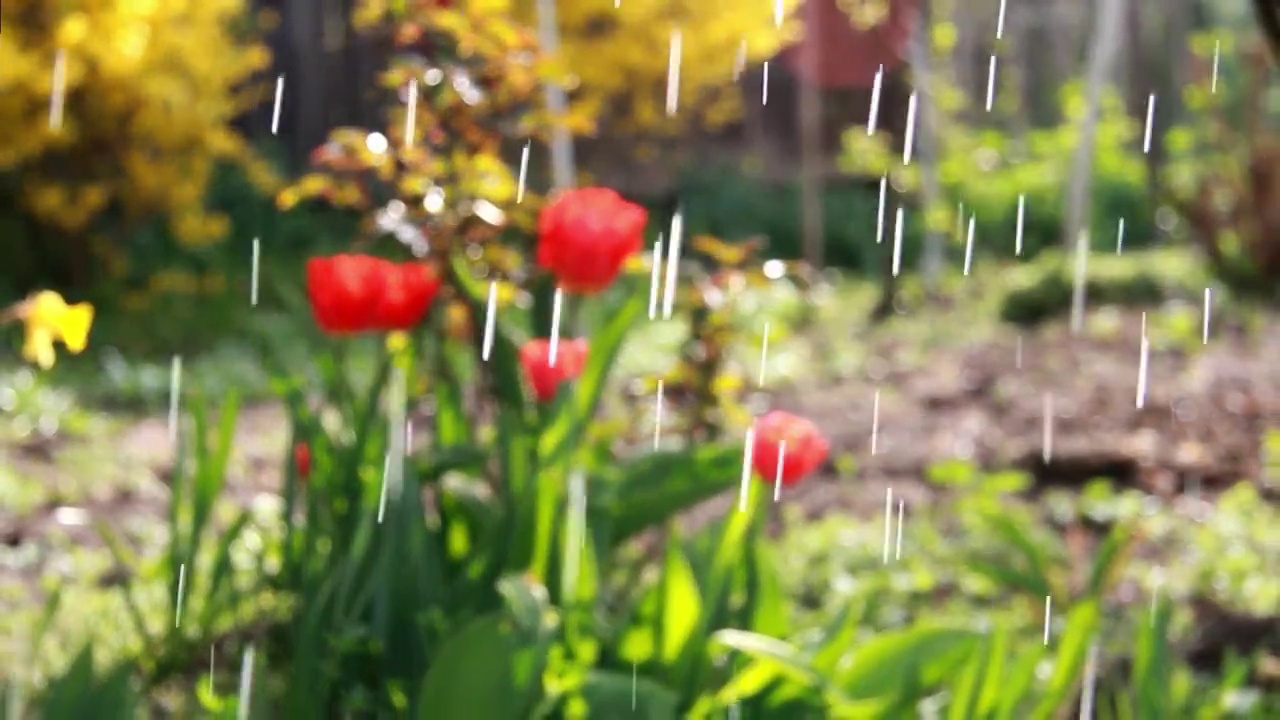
0;0;277;253
488;0;800;133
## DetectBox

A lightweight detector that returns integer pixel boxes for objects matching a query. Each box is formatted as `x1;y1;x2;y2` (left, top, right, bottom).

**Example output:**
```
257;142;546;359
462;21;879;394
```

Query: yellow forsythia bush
0;0;276;256
486;0;800;132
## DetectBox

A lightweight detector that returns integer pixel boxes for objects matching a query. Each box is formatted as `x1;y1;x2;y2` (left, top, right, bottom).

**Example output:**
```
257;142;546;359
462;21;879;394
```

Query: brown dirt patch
773;307;1280;519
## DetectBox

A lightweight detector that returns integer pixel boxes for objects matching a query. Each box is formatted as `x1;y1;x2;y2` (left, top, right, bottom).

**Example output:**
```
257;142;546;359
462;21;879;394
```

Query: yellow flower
385;330;410;354
15;291;95;370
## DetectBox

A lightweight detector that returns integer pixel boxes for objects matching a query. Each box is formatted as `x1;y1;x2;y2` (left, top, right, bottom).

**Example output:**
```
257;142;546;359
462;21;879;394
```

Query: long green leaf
950;625;1014;720
838;626;979;700
196;509;253;631
975;624;1010;716
746;536;789;639
1131;595;1172;719
657;530;702;665
971;510;1058;599
1085;523;1135;598
94;524;154;648
1030;599;1101;719
604;444;743;545
810;592;875;675
500;403;540;573
431;338;473;447
710;629;824;690
994;646;1045;720
674;489;761;699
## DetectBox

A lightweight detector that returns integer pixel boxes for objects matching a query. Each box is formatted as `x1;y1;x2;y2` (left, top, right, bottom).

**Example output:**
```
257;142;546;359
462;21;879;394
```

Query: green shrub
997;247;1210;326
663;167;921;273
668;84;1154;276
826;80;1155;274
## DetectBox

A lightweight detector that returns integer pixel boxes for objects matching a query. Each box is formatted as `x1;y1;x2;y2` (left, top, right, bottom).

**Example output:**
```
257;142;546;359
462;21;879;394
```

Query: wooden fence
244;0;386;165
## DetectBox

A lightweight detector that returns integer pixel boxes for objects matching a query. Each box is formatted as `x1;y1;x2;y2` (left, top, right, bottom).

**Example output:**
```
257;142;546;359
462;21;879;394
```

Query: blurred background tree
0;0;278;300
493;0;799;135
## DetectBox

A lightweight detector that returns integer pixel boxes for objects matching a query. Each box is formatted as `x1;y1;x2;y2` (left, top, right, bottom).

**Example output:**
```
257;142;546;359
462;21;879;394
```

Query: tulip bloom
536;187;648;294
4;291;94;370
371;262;442;331
305;254;441;334
519;337;588;402
293;441;312;482
751;411;830;486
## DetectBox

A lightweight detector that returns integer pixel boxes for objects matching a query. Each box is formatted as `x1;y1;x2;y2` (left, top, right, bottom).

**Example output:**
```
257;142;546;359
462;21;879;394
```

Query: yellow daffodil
9;291;95;370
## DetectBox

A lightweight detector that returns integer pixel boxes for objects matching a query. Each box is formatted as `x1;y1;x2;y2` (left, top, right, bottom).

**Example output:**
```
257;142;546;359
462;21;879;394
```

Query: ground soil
669;306;1280;534
780;306;1280;517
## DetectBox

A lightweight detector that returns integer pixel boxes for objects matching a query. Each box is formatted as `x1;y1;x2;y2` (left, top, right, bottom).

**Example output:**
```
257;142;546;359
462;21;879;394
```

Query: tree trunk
284;0;327;159
797;0;826;269
1023;0;1060;126
1065;0;1127;332
909;0;946;291
1062;0;1127;248
534;0;577;191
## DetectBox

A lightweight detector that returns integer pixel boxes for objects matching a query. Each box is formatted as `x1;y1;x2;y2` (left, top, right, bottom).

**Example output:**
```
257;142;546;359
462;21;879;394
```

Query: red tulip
751;411;829;486
293;441;312;482
536;187;648;294
519;337;588;402
305;254;440;334
371;262;442;330
306;254;385;333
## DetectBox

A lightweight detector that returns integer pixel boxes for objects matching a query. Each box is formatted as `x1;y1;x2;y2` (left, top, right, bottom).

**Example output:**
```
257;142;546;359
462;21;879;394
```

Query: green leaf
431;338;473;447
416;615;544;720
604;444;744;545
838;626;979;699
447;254;527;411
670;488;760;698
967;510;1058;599
414;443;488;484
710;629;823;691
948;626;1012;720
1130;596;1172;720
37;645;140;720
657;532;702;664
537;284;646;469
500;404;541;572
810;593;874;675
994;647;1045;720
580;670;680;720
1030;599;1101;718
617;582;659;666
975;625;1010;716
1085;523;1135;598
711;660;792;708
196;509;253;631
94;524;154;647
828;696;900;719
746;538;789;639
